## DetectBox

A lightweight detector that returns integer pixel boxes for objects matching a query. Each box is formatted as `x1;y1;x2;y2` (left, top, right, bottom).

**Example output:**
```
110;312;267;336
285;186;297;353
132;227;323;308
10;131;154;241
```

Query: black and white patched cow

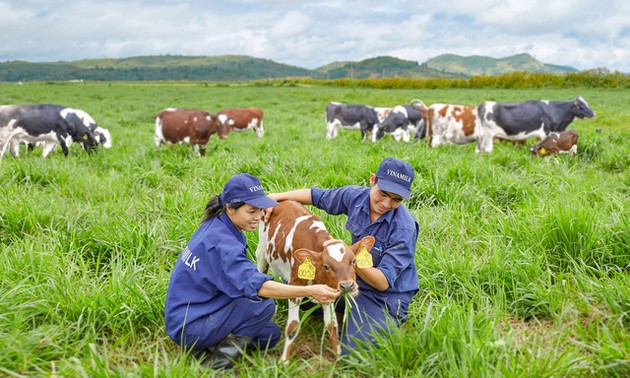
476;96;595;153
325;102;380;141
0;104;104;158
372;104;425;142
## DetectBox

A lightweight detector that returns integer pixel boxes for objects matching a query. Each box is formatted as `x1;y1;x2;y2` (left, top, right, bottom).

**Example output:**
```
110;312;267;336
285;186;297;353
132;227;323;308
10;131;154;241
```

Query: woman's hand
308;284;340;304
262;206;274;223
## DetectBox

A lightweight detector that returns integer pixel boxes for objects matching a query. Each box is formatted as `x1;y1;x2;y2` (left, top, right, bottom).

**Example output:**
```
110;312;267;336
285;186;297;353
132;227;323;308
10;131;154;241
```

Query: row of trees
260;69;629;89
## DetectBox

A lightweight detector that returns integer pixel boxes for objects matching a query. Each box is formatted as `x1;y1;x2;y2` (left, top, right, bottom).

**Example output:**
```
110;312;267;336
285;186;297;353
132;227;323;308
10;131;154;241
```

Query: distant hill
0;53;579;82
314;56;466;79
0;55;317;82
425;53;578;76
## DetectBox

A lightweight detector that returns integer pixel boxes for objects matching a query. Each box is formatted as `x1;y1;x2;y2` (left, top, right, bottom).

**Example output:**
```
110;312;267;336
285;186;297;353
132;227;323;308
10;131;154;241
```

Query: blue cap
220;173;279;209
375;158;414;200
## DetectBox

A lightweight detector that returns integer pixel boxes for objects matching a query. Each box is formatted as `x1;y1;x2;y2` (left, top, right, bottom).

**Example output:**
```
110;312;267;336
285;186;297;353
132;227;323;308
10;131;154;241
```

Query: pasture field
0;81;629;377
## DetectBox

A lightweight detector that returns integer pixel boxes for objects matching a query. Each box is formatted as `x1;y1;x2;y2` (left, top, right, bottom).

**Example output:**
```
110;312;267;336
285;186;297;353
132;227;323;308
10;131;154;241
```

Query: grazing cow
155;108;227;156
21;109;112;156
0;104;98;159
530;129;579;157
217;107;264;138
325;102;380;141
477;96;595;153
256;200;375;361
372;104;425;142
410;99;487;152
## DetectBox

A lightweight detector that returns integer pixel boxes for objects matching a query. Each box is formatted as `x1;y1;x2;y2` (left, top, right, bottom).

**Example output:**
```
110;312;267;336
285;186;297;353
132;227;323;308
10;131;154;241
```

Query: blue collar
218;212;247;246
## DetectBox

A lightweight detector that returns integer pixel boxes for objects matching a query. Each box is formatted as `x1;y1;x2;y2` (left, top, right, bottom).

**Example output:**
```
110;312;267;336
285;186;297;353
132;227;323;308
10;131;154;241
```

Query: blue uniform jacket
164;212;272;340
312;186;419;302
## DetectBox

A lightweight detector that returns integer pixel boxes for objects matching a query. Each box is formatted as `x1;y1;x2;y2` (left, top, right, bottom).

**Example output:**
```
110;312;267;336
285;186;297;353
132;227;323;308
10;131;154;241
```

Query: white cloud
0;0;628;72
268;11;311;39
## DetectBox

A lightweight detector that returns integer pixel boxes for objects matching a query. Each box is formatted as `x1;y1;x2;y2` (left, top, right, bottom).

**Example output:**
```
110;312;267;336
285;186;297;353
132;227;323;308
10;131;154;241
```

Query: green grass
1;82;629;377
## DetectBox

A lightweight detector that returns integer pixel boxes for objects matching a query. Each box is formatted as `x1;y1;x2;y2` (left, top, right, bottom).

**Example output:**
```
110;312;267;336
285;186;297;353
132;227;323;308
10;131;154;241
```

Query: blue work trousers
179;297;281;351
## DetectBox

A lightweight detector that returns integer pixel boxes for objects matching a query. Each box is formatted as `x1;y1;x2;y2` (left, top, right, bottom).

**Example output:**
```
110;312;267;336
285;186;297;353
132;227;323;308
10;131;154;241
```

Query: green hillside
315;56;466;79
425;53;578;76
0;53;579;82
0;55;318;82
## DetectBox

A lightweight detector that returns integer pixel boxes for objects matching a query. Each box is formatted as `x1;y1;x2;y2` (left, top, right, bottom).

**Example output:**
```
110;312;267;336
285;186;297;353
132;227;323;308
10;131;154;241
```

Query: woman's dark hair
202;195;246;222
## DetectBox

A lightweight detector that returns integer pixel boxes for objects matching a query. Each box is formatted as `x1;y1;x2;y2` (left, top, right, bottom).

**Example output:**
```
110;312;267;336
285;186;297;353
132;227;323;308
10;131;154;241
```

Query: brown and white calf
256;200;375;361
530;129;579;157
217;107;264;138
155;108;227;156
411;100;488;152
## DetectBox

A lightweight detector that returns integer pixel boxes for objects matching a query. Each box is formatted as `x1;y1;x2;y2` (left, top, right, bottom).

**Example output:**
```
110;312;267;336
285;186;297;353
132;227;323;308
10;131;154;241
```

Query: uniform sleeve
312;186;360;215
377;221;418;289
215;242;272;301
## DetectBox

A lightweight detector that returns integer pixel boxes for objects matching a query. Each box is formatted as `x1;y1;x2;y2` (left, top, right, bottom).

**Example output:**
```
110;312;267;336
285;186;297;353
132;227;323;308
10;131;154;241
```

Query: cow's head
293;236;375;296
216;113;232;140
574;97;596;119
60;108;100;153
93;127;112;148
75;128;99;153
372;123;388;142
214;116;230;140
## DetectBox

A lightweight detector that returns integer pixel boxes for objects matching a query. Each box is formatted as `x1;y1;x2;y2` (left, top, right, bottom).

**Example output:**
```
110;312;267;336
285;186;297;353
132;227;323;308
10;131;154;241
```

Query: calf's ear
294;249;321;265
351;236;375;255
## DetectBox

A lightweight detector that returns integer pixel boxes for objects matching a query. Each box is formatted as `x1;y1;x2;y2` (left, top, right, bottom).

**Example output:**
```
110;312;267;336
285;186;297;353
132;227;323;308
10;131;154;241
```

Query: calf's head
292;236;375;297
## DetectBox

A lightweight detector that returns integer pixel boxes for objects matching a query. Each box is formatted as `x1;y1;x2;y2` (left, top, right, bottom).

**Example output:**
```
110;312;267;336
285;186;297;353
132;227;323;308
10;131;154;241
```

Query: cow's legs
154;119;164;147
402;130;410;142
281;298;302;362
322;303;341;355
477;135;494;153
57;135;70;156
9;141;19;157
326;122;338;140
42;142;57;157
0;142;9;159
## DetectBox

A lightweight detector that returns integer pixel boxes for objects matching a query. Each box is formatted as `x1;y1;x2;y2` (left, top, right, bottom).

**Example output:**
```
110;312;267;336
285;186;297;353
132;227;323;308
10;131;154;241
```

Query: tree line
256;69;630;89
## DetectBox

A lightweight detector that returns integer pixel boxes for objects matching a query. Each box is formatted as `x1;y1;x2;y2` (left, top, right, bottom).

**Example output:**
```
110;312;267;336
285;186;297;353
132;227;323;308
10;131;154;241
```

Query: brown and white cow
256;200;375;362
217;107;264;138
410;99;489;153
530;129;579;157
154;108;227;156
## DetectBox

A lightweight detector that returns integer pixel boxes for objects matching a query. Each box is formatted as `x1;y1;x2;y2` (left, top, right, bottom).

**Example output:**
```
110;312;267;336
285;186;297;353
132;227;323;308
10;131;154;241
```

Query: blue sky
1;0;628;72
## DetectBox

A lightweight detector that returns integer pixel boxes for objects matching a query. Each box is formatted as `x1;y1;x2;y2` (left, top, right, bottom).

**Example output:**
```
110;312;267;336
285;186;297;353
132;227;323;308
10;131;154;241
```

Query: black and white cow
325;102;380;141
372;104;425;142
29;109;111;155
0;104;100;159
477;96;595;153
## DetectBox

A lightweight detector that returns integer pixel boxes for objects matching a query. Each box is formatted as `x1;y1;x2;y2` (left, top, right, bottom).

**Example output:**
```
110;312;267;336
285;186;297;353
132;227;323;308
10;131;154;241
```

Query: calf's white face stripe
309;220;326;233
327;243;345;262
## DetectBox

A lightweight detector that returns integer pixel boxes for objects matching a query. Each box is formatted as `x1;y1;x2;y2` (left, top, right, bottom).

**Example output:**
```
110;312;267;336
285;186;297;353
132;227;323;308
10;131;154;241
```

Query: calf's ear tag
83;133;89;140
540;147;546;155
356;246;373;268
298;257;316;280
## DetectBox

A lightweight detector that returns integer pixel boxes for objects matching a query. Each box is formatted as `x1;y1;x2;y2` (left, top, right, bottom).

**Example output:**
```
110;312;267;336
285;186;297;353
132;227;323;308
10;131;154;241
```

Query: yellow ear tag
356;246;373;268
83;133;89;140
539;147;546;155
297;257;316;280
